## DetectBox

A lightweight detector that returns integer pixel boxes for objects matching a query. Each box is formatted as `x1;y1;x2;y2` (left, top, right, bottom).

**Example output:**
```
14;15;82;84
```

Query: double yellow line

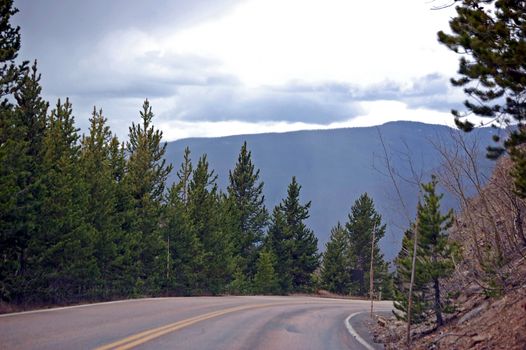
95;303;274;350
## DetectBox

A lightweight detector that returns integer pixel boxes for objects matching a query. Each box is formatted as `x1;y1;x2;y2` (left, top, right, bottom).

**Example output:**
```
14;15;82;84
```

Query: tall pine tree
393;176;455;326
417;176;455;326
80;107;122;298
345;193;387;296
227;141;268;285
0;1;37;302
163;148;205;295
187;155;232;294
267;177;320;293
125;99;172;294
35;99;96;302
438;1;526;196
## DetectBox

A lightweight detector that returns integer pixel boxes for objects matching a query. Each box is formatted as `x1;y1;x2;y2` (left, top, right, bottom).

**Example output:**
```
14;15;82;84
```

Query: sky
14;0;464;141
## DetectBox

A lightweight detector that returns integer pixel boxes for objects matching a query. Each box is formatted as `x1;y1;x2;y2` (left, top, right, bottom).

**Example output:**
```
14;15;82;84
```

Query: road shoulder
346;311;388;350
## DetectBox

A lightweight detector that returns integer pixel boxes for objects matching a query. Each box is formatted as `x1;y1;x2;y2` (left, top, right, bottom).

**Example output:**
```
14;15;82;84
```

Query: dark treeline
0;1;322;304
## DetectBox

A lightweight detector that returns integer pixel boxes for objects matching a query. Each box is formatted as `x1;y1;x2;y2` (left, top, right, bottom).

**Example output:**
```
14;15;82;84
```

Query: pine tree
267;177;320;293
0;1;36;302
393;177;455;326
321;223;351;294
163;148;206;295
437;1;526;193
345;193;387;296
187;154;232;294
164;184;204;295
417;176;455;326
107;136;136;296
287;179;320;292
35;99;97;302
266;206;293;293
80;107;122;298
227;141;268;283
253;247;279;295
125;99;173;294
0;62;48;301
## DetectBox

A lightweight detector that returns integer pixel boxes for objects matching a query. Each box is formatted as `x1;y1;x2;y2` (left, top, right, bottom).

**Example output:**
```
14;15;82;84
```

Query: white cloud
79;0;458;90
168;0;459;87
19;0;468;140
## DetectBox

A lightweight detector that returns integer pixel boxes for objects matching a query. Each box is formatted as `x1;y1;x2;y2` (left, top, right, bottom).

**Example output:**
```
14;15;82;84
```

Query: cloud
12;0;466;142
168;0;459;87
353;74;464;113
13;0;243;97
161;85;361;123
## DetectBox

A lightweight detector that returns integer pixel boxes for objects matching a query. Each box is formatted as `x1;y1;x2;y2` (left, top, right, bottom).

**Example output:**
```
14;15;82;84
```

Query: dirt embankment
371;262;526;349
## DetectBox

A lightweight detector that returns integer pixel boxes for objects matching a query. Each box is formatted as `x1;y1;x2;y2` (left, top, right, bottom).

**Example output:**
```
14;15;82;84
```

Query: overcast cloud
14;0;464;140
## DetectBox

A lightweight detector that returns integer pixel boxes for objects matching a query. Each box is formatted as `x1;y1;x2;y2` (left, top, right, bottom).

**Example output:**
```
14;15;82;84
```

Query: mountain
164;121;496;260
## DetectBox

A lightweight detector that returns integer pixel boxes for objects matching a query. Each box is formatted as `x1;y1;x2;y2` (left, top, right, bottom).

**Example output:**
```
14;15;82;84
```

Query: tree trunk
434;277;443;327
514;206;526;246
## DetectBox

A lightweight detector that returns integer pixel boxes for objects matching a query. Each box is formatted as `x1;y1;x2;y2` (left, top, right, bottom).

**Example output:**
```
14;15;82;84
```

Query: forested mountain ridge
165;121;496;260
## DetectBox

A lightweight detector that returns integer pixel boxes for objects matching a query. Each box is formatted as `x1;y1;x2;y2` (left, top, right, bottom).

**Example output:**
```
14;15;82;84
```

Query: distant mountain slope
165;121;496;260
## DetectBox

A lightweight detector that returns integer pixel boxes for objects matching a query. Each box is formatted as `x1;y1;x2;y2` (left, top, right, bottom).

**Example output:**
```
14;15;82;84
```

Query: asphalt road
0;296;392;349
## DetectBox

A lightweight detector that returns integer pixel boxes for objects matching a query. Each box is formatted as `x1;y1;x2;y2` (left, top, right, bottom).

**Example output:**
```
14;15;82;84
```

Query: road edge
344;312;376;350
0;297;177;318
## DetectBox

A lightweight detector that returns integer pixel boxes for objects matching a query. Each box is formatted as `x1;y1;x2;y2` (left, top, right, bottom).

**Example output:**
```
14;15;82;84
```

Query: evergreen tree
187;155;232;294
0;1;36;302
437;1;526;194
80;107;122;298
285;177;320;292
163;148;206;295
227;141;268;283
345;193;387;296
417;176;455;326
104;135;138;297
164;184;204;295
393;177;455;326
34;99;96;302
266;206;293;293
267;177;320;293
321;223;351;294
253;247;279;295
125;99;173;294
0;62;48;301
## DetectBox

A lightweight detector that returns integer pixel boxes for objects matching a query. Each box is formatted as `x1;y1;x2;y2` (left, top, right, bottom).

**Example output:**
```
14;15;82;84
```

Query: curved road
0;296;391;349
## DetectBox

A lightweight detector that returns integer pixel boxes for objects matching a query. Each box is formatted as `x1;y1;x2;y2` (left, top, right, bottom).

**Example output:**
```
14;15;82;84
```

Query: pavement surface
0;296;392;349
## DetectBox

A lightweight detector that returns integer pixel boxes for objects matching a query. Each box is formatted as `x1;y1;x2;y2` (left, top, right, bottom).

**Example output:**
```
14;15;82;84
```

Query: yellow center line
94;302;284;350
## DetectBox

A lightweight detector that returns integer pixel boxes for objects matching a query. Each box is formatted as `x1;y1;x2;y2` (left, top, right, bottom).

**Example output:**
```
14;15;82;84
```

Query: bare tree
376;127;422;347
432;128;526;294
